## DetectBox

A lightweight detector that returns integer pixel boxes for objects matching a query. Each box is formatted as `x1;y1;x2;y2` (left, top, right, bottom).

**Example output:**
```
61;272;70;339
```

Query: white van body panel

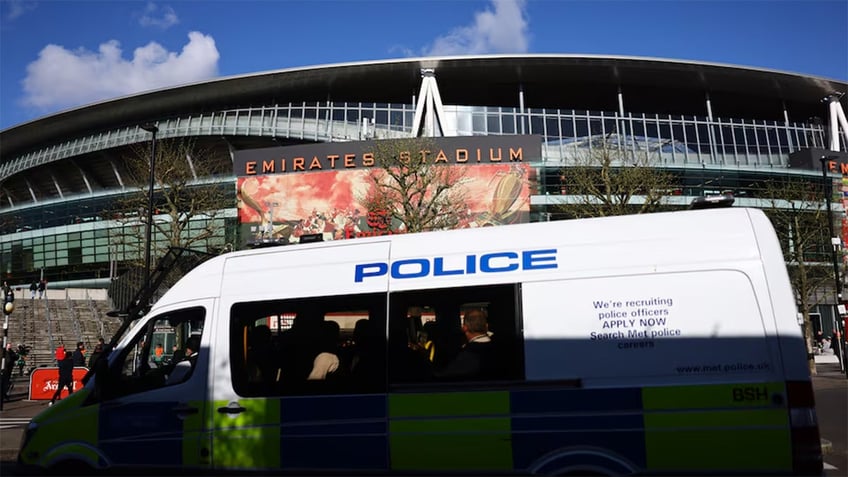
145;208;804;389
22;207;820;476
155;257;226;307
219;241;392;302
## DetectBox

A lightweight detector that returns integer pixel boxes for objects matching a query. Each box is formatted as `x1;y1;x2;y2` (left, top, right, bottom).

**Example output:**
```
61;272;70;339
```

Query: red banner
28;367;88;400
237;164;533;247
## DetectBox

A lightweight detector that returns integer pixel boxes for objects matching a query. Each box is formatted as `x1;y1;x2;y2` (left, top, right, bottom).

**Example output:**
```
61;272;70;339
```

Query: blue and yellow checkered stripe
26;382;792;474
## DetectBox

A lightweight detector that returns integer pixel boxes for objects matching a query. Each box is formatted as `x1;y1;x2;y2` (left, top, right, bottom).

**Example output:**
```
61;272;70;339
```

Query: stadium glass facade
1;56;846;301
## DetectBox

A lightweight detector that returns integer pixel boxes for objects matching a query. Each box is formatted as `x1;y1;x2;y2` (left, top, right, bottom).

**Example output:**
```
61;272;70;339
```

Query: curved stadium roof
3;54;847;159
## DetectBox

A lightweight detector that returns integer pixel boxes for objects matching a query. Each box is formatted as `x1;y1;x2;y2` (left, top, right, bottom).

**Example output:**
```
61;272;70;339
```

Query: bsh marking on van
732;386;769;402
354;249;558;282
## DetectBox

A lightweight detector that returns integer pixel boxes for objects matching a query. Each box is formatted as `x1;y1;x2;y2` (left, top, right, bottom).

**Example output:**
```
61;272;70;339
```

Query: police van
18;207;822;475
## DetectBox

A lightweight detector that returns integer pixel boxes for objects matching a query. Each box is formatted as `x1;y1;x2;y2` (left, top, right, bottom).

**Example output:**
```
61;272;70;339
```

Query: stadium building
1;55;847;324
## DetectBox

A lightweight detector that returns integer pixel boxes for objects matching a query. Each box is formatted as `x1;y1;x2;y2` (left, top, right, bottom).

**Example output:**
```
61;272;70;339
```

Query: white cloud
4;0;37;20
139;2;179;29
21;31;219;110
423;0;530;56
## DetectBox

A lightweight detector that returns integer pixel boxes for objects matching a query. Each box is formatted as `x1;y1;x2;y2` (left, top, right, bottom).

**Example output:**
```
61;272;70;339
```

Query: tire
47;459;96;476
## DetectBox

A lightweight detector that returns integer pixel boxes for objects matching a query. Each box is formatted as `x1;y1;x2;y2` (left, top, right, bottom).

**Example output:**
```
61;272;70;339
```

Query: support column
412;68;447;137
825;93;847;152
519;85;526;135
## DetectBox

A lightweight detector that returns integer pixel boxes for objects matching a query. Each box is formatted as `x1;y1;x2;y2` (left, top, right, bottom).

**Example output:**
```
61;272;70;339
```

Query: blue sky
1;0;846;130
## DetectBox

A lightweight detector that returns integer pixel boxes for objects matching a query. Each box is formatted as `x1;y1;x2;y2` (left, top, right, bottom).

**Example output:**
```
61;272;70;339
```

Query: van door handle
172;405;199;415
217;402;247;414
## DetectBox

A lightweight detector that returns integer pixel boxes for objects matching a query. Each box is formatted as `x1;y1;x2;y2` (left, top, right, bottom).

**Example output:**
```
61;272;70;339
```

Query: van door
210;292;388;472
96;303;211;471
208;241;391;472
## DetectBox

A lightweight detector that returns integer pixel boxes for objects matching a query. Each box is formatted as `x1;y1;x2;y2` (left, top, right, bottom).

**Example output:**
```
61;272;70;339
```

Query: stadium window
376;109;388;126
487;115;501;134
502;113;516;134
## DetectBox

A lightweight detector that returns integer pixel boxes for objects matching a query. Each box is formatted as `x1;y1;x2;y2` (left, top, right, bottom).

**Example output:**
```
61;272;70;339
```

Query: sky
1;0;846;131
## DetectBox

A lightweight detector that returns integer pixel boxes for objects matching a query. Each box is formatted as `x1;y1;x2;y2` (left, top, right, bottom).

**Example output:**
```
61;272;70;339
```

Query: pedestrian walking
89;337;105;368
72;342;86;367
50;352;74;405
1;344;17;402
29;280;38;299
17;356;25;376
37;279;46;299
3;281;14;304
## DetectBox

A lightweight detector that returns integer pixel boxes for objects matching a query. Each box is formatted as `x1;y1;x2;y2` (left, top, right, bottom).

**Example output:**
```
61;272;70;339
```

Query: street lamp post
1;284;14;411
820;155;846;374
140;123;158;291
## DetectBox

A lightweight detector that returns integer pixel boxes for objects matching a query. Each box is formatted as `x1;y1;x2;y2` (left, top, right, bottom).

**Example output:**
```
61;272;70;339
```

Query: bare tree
761;177;836;374
109;138;231;265
557;136;676;218
359;138;469;233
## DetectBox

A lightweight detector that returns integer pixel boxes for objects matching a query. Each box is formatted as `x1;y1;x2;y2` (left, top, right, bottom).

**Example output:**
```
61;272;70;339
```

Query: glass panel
472;113;486;133
108;307;206;399
502;113;515;134
574;118;589;138
546;118;560;142
229;293;387;397
388;284;523;383
529;116;543;135
375;109;388;125
487;115;501;134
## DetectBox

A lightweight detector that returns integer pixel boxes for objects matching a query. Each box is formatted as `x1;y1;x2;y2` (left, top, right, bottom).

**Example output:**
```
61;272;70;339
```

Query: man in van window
183;336;200;366
434;308;496;380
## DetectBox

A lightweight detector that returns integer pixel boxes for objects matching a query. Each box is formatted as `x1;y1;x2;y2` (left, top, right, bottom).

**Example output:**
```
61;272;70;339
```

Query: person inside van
184;336;200;366
434;308;496;380
165;336;200;385
246;325;277;384
307;321;341;380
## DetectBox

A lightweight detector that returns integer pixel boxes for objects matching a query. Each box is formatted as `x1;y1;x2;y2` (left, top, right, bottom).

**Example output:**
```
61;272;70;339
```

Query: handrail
87;290;105;339
44;297;55;363
65;294;83;344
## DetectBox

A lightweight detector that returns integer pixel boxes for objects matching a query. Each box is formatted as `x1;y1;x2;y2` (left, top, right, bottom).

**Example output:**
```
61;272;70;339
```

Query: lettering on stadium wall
233;135;542;177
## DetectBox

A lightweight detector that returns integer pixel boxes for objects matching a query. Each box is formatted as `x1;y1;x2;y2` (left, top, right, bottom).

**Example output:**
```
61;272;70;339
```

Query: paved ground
815;362;848;473
1;365;846;475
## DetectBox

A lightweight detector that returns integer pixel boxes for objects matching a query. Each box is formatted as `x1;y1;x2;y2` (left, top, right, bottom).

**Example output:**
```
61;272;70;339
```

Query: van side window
108;307;206;398
230;293;386;397
388;284;524;386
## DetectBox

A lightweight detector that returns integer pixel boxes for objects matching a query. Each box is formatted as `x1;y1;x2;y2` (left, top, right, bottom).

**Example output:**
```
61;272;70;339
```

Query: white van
18;207;822;475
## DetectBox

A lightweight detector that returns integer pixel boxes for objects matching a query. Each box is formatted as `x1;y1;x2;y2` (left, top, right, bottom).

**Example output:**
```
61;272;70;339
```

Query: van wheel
48;459;95;476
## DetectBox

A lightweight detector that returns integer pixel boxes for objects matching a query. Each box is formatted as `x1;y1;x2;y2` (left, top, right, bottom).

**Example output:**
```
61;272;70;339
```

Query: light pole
140;123;158;291
820;155;846;374
1;284;14;411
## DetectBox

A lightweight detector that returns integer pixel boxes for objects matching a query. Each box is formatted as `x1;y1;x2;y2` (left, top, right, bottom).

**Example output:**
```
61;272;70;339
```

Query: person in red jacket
49;353;74;406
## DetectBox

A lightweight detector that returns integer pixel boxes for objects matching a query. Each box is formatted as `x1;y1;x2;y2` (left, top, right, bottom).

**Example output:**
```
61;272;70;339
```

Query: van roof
152;207;772;307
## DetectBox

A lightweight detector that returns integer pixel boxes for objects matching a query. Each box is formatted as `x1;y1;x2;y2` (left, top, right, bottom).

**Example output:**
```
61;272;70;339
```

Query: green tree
761;176;837;374
557;135;675;218
359;138;469;233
